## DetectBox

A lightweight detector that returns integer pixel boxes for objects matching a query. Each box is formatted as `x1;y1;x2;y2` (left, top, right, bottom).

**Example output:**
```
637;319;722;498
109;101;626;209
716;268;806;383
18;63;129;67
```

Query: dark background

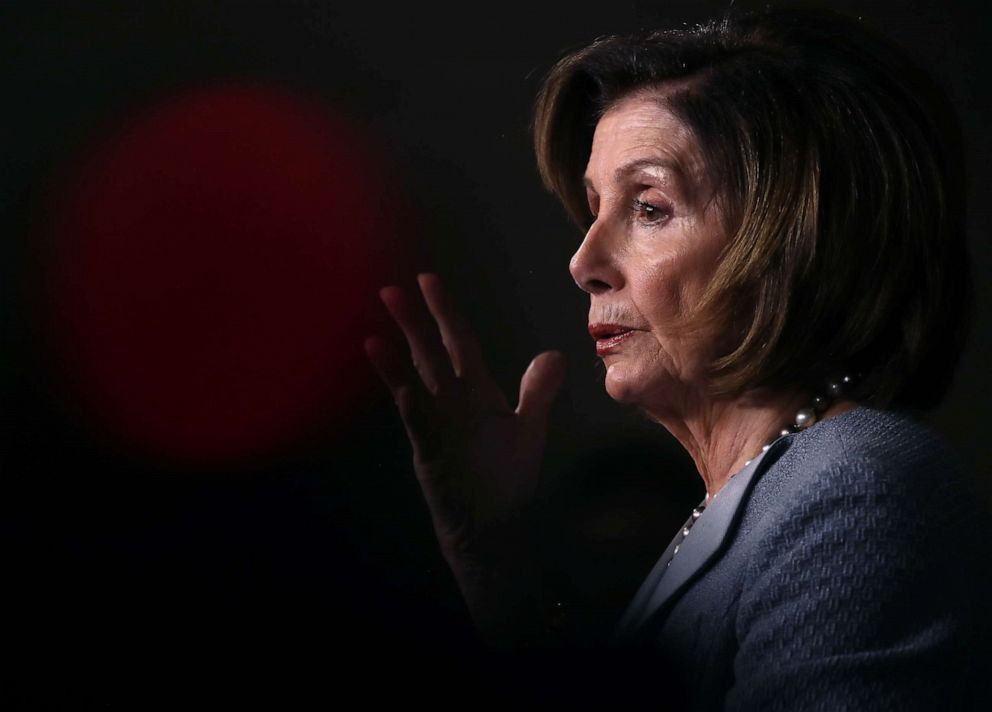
1;0;988;705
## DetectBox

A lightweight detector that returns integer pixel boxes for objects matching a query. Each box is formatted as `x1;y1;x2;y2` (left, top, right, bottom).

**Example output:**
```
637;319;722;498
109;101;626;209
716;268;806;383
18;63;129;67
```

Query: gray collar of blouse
608;430;788;647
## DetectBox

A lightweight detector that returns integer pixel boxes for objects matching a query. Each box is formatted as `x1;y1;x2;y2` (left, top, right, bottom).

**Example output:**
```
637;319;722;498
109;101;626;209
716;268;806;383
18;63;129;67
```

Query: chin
604;362;683;412
604;364;654;404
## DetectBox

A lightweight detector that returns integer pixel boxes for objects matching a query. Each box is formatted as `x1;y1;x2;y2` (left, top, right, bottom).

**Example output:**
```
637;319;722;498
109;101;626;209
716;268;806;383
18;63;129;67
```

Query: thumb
515;350;567;422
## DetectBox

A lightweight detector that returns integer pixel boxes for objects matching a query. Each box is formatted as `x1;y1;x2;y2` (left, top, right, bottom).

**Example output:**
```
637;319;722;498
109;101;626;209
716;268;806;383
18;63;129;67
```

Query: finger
363;334;414;396
364;335;443;461
416;273;489;380
394;384;444;464
379;283;458;396
416;272;508;409
516;351;568;422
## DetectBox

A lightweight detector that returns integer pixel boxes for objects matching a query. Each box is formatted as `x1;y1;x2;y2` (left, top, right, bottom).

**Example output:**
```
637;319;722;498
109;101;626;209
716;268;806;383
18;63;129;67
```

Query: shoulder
727;407;991;710
796;404;959;471
780;404;960;476
739;405;987;571
745;405;977;529
732;405;989;638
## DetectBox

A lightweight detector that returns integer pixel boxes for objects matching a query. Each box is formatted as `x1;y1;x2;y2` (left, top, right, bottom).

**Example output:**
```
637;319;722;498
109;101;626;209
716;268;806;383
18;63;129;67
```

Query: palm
416;400;545;558
365;273;567;564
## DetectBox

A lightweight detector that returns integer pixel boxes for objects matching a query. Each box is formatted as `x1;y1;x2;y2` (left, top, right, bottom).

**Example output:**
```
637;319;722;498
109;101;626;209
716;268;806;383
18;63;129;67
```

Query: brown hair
533;7;971;410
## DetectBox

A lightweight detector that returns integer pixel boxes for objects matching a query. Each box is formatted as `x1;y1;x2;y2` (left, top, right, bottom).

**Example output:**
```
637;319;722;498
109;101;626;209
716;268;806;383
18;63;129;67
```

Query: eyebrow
583;157;690;196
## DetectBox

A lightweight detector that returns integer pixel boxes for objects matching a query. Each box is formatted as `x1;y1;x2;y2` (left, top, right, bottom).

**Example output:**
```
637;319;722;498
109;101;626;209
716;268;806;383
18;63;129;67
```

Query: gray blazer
605;406;990;711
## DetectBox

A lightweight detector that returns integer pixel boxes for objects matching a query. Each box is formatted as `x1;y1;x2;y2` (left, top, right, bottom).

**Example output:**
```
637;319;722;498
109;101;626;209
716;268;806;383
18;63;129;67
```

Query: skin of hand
364;272;567;570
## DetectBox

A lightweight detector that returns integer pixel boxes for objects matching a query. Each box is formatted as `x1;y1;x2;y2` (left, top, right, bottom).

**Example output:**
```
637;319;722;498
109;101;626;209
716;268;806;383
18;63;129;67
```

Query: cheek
629;246;722;382
632;255;690;330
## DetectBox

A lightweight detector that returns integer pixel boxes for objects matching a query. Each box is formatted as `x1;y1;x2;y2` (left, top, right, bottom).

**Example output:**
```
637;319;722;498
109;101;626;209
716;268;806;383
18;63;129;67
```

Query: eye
631;197;671;225
586;191;599;223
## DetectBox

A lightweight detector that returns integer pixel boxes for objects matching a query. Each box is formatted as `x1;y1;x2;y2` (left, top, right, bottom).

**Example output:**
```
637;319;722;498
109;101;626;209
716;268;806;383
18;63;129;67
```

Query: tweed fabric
617;406;990;711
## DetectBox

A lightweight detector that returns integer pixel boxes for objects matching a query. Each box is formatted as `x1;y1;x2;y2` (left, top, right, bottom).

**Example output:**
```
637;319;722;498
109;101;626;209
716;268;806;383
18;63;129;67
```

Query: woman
364;7;988;710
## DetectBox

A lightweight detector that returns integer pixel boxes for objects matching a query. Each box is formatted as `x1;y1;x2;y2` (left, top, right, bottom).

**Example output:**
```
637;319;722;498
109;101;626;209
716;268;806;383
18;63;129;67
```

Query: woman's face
571;91;729;412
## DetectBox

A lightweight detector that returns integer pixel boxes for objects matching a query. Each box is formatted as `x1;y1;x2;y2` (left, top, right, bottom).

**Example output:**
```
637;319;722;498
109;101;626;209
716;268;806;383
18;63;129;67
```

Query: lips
589;323;638;356
588;323;636;339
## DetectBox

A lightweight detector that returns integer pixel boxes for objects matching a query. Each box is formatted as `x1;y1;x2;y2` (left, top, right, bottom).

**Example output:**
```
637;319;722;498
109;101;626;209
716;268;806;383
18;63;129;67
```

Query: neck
644;388;857;501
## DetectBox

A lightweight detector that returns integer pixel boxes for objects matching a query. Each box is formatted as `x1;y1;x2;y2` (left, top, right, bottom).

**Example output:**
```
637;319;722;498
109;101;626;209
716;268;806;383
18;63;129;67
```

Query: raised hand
364;272;567;569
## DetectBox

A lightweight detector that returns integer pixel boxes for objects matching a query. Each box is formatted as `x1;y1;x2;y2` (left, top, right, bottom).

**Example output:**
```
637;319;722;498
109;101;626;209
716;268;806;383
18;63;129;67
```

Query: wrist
446;547;571;652
438;510;537;572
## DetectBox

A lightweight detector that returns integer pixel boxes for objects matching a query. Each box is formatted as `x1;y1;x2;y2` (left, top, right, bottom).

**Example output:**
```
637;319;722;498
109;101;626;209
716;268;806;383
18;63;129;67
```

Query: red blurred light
42;85;406;467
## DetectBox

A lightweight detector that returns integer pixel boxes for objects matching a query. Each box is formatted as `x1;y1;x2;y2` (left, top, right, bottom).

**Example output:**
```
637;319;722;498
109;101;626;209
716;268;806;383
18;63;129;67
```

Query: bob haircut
533;7;971;410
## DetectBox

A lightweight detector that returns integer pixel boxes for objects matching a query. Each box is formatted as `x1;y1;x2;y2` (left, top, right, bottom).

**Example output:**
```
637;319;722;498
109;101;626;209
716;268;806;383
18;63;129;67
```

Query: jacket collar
607;435;792;648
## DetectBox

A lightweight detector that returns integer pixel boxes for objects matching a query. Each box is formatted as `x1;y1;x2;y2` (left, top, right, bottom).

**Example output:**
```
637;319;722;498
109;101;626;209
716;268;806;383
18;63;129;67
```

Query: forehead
584;91;705;194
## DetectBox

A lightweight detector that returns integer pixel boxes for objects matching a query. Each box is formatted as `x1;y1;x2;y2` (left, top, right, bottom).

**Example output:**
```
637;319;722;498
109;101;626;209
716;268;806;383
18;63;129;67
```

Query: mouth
589;323;638;356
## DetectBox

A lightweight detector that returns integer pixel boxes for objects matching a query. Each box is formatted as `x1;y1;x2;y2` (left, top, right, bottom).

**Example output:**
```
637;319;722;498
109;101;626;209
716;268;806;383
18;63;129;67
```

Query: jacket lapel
608;436;791;647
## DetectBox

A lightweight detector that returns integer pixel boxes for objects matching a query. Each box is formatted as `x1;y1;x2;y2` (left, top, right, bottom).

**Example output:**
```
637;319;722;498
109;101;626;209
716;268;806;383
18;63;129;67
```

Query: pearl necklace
666;375;855;565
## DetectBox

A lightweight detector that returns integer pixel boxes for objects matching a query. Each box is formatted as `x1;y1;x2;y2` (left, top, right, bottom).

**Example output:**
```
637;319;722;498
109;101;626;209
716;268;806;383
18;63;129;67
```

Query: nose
569;219;624;295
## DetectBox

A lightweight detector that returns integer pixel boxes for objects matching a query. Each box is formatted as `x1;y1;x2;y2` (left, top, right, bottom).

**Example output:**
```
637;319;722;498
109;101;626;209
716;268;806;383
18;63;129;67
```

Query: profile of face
571;91;730;416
